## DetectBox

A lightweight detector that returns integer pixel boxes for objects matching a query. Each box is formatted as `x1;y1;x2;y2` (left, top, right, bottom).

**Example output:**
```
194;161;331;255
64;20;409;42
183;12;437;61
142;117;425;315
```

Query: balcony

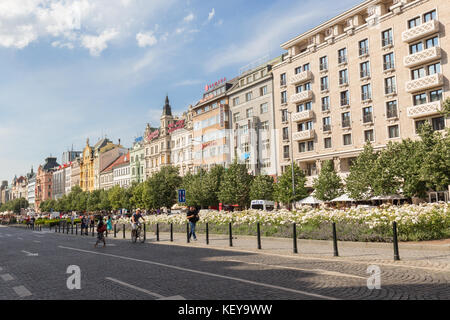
382;37;393;48
407;100;442;118
387;108;398;119
293;130;315;141
363;114;373;124
341;119;351;128
385;85;397;96
323;124;331;132
404;46;441;68
405;73;444;93
338;56;347;65
361;92;372;102
319;63;328;72
290;90;313;104
402;19;439;43
289;70;312;85
292;110;314;122
359;47;369;57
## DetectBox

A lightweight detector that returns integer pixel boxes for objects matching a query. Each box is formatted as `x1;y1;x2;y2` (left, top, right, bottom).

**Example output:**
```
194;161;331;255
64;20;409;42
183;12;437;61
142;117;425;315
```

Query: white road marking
21;250;39;257
106;277;185;300
90;243;116;247
223;259;366;280
33;240;41;243
1;274;14;281
60;246;338;300
13;286;32;298
17;237;23;240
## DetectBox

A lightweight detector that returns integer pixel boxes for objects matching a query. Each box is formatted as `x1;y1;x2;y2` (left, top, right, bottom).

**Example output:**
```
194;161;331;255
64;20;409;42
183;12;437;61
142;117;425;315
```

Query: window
319;56;328;70
246;92;253;102
233;97;239;106
408;16;421;29
425;36;439;49
360;61;370;78
413;93;427;105
364;129;374;142
282;127;289;140
324;137;332;149
361;84;371;101
283;145;290;159
233;112;240;122
260;121;269;131
343;134;352;146
432;117;445;131
385;77;396;94
388;125;399;138
339;69;348;85
362;106;373;123
338;48;347;64
415;119;427;133
295;66;302;74
359;39;369;56
298;121;313;131
322;96;330;111
410;42;423;54
260;86;268;96
297;102;311;112
320;76;329;91
429;89;443;102
383;52;395;70
262;138;270;150
260;103;268;114
280;73;286;86
427;62;441;75
281;109;288;122
323;117;331;131
342;112;351;127
423;10;436;22
298;142;306;153
307;141;314;151
247;76;253;84
412;67;426;80
382;29;393;47
340;91;349;106
303;63;310;71
295;84;303;93
281;91;287;104
386;101;398;118
246;108;253;118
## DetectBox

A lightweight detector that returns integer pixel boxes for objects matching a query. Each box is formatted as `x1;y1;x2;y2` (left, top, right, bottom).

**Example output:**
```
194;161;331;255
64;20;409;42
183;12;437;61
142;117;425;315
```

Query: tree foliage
313;160;343;201
274;162;307;207
218;161;253;208
250;175;274;201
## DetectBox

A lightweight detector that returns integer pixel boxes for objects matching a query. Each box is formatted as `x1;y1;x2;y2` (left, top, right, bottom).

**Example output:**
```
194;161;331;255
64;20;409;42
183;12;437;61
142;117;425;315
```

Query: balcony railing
280;79;287;86
385;85;396;95
360;70;370;78
403;46;441;68
342;119;351;128
338;56;347;64
340;98;349;106
292;110;314;122
387;108;398;118
321;84;329;91
323;124;331;132
405;73;444;93
384;61;395;70
322;104;330;111
407;100;442;118
402;19;439;43
361;92;372;101
290;90;313;104
359;47;369;56
289;70;312;85
283;152;290;159
293;130;315;141
339;77;348;85
382;37;393;47
363;114;373;123
319;63;328;71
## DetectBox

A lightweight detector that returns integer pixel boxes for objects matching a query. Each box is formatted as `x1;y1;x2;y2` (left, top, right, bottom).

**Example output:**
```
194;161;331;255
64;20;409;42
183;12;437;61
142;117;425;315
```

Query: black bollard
187;223;190;243
293;223;298;254
92;221;95;237
114;224;117;238
170;223;173;242
393;221;400;261
58;222;61;233
123;224;125;239
76;224;78;235
257;223;262;250
229;223;233;247
71;223;74;234
206;223;209;245
143;223;146;241
332;222;339;257
156;224;159;242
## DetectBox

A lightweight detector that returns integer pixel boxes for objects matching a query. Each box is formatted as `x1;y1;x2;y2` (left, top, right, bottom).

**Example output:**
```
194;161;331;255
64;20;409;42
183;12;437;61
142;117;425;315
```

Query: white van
250;200;275;211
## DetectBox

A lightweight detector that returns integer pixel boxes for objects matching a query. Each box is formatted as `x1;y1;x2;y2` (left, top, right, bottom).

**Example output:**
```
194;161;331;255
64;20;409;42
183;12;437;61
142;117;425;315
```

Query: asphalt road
0;225;449;300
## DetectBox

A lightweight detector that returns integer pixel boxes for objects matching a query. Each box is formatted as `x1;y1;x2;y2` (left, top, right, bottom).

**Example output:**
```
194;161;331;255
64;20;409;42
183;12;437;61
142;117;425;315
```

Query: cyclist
131;209;143;239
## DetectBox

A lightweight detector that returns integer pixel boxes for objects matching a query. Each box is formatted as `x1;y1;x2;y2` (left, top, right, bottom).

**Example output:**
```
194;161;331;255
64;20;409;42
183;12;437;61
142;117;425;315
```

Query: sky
0;0;362;182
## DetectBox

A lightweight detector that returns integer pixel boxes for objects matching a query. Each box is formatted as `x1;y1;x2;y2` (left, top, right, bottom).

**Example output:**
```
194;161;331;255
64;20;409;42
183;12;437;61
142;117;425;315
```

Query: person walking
94;217;107;248
106;215;112;236
186;206;199;241
81;215;88;235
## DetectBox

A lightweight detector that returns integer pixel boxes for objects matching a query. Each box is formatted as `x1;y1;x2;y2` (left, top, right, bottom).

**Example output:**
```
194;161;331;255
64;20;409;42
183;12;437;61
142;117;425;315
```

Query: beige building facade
272;0;449;187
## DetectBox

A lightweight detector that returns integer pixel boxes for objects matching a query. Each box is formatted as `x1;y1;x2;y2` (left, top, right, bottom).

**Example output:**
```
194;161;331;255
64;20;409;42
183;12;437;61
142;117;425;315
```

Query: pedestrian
31;216;35;230
94;217;107;248
186;206;199;241
81;215;88;235
106;215;112;234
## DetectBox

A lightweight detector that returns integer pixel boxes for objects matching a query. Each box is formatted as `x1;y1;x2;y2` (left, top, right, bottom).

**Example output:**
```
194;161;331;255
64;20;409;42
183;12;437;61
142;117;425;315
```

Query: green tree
143;166;182;210
345;142;380;200
313;160;343;201
108;185;124;211
87;190;102;212
274;162;307;208
439;97;450;117
249;175;274;201
181;171;204;207
218;161;253;209
201;165;225;208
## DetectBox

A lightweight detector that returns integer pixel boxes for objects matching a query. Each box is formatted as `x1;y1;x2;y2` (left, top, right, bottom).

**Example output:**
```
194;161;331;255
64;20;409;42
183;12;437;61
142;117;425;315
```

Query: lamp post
282;110;296;211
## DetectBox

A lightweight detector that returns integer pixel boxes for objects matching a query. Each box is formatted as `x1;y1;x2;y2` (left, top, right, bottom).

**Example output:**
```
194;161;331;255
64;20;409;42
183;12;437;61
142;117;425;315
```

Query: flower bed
114;203;450;242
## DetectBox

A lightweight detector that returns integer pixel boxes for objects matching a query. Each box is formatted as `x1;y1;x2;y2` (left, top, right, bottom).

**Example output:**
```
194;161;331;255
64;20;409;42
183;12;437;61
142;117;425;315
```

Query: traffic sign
178;189;186;203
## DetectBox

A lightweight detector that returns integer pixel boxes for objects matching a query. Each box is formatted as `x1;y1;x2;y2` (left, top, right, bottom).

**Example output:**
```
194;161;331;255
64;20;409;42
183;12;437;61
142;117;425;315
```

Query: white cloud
175;27;185;35
52;41;75;49
208;8;215;21
136;31;157;48
174;79;203;87
81;28;119;56
183;13;194;22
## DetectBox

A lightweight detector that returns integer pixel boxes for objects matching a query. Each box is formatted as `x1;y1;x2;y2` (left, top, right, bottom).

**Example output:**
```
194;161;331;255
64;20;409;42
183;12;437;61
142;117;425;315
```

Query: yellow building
80;139;95;192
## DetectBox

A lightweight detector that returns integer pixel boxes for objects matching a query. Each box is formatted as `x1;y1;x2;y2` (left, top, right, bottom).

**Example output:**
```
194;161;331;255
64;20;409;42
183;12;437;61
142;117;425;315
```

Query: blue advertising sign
178;189;186;203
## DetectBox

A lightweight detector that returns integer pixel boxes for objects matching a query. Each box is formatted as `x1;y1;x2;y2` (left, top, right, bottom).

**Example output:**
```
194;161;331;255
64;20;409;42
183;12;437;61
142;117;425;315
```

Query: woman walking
94;217;107;248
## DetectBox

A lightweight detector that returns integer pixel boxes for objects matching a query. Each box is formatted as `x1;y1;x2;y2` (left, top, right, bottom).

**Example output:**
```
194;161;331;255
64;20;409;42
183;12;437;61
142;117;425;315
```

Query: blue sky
0;0;361;181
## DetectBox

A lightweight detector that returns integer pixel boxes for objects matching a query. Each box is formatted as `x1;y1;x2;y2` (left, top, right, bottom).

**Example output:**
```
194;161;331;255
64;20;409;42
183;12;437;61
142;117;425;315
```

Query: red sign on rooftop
205;77;226;92
168;119;185;133
147;129;160;141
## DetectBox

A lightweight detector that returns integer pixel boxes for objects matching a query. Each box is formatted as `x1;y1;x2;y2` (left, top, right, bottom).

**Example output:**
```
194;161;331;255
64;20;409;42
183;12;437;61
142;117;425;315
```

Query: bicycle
131;224;145;243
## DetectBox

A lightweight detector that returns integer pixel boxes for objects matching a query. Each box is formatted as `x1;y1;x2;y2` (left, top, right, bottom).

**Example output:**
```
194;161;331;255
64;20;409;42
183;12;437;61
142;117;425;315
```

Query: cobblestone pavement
0;225;449;300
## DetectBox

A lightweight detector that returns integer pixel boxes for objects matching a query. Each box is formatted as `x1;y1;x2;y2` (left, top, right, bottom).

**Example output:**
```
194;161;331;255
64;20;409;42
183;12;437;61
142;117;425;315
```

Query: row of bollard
51;219;401;261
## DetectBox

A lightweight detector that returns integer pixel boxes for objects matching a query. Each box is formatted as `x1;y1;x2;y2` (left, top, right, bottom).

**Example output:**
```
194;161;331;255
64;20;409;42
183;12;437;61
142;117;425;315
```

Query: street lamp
282;110;296;210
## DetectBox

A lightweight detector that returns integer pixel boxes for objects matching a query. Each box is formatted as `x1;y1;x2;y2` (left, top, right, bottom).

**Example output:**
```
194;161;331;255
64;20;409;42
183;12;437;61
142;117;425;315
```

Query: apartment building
272;0;448;187
228;58;281;176
130;137;146;184
171;106;195;177
192;78;234;172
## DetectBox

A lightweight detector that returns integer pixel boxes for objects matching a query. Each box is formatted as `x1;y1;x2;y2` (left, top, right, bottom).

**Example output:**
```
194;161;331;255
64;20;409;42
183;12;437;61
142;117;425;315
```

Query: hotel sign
205;77;226;92
168;119;185;133
147;129;160;141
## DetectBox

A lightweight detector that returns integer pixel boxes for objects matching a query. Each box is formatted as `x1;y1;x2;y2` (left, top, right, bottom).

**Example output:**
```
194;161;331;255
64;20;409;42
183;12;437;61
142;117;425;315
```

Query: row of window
232;86;268;106
233;102;270;122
